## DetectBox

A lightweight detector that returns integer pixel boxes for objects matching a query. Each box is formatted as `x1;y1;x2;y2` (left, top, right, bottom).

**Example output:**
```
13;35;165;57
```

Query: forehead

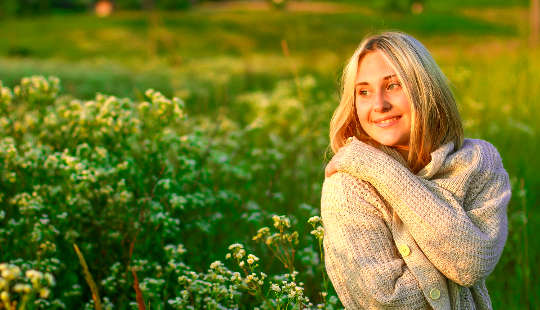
355;50;397;82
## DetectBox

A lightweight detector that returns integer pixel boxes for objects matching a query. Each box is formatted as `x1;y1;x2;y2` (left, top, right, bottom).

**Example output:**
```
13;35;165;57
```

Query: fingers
325;141;353;178
325;159;337;178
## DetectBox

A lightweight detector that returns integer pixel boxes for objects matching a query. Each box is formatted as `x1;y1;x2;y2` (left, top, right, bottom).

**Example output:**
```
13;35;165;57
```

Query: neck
392;145;409;161
397;148;409;160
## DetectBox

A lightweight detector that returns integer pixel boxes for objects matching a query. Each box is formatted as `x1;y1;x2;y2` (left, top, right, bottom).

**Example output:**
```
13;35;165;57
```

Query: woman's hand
325;137;360;178
325;136;358;178
325;150;343;178
324;160;336;178
325;136;382;178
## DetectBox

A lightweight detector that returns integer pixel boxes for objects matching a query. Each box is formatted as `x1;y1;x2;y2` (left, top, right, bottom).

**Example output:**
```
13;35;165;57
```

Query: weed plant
0;76;341;309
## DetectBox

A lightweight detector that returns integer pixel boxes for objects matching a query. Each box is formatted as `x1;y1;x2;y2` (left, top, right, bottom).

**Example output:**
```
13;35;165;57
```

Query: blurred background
0;0;538;309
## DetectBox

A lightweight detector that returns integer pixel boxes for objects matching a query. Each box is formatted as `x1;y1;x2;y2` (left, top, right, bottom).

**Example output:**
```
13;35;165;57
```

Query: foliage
0;0;91;17
266;0;288;10
0;0;192;16
115;0;192;10
0;76;340;308
0;263;56;309
0;9;514;61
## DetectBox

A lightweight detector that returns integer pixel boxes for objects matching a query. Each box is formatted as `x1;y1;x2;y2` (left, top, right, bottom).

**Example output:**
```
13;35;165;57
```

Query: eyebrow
355;74;397;87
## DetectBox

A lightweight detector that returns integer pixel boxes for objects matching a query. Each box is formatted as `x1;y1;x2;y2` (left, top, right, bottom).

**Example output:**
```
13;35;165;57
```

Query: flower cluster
0;81;13;109
308;216;324;241
0;263;55;309
166;247;244;309
252;215;299;275
13;75;60;105
224;243;318;309
226;246;262;271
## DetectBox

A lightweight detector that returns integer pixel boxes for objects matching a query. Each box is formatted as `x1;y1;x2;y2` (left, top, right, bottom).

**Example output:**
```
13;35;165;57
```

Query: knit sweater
321;137;511;310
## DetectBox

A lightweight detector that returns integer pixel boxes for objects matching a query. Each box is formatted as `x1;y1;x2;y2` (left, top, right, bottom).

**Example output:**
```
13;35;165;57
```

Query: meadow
0;1;538;308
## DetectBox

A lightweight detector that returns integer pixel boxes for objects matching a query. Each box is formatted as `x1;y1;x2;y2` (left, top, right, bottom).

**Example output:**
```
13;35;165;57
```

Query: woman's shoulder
322;172;392;221
322;172;372;200
456;138;504;170
461;138;500;155
439;138;509;198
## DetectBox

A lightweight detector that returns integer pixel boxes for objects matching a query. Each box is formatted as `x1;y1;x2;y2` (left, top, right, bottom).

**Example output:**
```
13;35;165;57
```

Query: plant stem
73;243;102;310
318;239;328;305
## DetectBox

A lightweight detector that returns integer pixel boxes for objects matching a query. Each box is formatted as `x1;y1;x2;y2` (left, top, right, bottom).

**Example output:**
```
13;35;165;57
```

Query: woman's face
355;50;412;149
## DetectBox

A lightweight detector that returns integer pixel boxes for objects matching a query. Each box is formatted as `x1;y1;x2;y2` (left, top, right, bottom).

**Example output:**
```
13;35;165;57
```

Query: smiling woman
354;50;412;155
321;32;511;310
329;31;463;173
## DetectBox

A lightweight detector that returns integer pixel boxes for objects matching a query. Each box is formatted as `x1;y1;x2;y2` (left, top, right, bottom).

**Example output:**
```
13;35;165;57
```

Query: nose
373;91;391;112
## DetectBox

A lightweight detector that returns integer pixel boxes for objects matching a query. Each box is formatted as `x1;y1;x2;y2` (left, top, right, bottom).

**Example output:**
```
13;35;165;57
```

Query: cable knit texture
321;137;511;310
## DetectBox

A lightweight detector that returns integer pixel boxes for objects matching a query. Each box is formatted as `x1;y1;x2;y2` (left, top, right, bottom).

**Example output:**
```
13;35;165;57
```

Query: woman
321;32;511;309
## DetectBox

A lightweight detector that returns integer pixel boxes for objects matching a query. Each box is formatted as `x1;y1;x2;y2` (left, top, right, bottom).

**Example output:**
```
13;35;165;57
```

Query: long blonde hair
329;31;463;173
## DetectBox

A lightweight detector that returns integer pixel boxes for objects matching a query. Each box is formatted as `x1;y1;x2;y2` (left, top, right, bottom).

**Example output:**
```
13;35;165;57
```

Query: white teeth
375;116;400;124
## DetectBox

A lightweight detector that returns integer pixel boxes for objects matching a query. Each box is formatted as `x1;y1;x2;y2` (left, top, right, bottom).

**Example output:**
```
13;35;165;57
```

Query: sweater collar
417;141;455;179
378;140;456;180
378;141;454;180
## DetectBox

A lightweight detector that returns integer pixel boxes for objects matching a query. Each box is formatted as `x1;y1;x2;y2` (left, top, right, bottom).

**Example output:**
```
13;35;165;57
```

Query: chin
373;137;402;146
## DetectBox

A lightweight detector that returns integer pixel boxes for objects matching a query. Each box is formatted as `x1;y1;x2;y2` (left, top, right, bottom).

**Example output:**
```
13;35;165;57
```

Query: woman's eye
357;89;369;96
387;82;401;91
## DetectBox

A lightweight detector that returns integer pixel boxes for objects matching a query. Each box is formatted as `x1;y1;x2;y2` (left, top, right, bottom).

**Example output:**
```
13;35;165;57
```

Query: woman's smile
372;115;402;127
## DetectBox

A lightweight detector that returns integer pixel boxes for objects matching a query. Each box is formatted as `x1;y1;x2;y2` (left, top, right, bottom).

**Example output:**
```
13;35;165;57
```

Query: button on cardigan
321;138;511;309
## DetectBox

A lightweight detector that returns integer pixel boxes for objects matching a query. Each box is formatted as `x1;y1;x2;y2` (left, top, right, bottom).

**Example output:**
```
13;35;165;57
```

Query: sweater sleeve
334;139;511;287
321;172;429;309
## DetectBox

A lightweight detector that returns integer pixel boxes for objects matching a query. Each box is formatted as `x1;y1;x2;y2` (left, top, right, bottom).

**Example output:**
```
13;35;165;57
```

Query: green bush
0;0;91;17
266;0;288;10
0;76;339;309
106;0;192;11
156;0;191;10
114;0;143;10
0;0;192;16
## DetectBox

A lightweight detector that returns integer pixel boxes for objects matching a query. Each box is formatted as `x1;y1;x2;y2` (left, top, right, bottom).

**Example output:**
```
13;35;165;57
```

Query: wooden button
429;288;441;300
398;244;410;257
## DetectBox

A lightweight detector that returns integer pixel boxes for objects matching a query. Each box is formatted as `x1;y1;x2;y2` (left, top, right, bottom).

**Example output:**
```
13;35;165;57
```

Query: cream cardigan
321;137;511;310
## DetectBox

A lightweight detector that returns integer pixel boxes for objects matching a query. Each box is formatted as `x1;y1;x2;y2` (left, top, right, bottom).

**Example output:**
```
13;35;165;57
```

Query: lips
372;115;401;126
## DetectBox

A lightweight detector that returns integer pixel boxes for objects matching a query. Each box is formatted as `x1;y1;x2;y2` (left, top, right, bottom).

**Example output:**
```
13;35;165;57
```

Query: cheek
398;96;411;113
397;97;412;122
403;110;413;133
355;104;369;122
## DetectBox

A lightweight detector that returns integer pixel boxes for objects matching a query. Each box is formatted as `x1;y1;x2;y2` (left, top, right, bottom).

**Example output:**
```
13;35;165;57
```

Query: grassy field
0;1;538;308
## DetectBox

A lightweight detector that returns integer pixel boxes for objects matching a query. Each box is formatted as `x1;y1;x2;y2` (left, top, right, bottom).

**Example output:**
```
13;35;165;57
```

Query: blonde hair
329;31;464;173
